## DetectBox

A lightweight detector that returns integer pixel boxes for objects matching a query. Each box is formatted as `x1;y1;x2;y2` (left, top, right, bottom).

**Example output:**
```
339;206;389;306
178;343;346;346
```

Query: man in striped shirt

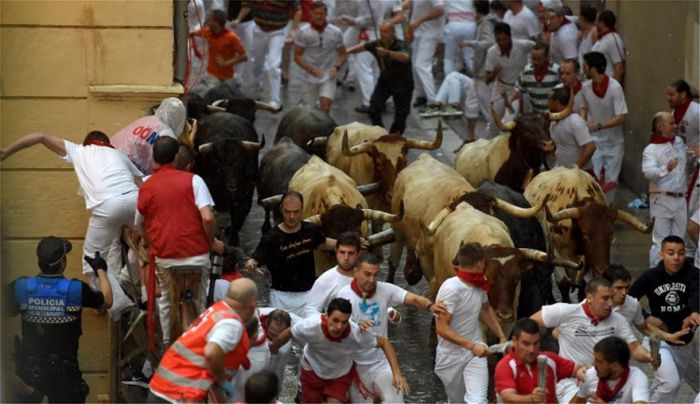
510;41;559;114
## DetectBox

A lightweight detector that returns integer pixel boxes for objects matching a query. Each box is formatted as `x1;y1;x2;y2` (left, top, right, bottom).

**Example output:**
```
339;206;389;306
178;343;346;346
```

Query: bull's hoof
404;269;423;285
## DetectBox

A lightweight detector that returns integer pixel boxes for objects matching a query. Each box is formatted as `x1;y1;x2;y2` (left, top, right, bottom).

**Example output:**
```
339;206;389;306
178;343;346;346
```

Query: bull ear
198;142;214;154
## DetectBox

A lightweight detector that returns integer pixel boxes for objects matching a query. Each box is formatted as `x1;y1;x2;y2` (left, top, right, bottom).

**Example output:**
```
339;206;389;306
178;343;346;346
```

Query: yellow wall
596;1;699;192
1;1;180;401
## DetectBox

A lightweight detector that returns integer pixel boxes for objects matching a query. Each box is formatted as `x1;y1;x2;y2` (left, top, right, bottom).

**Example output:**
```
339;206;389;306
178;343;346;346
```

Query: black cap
37;236;72;272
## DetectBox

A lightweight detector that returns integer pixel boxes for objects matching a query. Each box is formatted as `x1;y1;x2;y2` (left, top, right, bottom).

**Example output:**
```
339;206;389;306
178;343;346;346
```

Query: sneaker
121;373;150;389
412;96;427;108
419;104;442;118
441;104;463;117
355;105;371;114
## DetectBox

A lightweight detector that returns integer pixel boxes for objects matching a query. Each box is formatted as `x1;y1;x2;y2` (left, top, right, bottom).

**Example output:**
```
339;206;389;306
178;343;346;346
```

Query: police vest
14;276;82;324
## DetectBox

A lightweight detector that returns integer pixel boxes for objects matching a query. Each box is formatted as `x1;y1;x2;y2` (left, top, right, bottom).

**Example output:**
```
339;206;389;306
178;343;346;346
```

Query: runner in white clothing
304;231;361;318
548;86;595;169
407;0;445;106
336;252;447;403
572;337;650;404
544;6;577;63
503;0;541;40
434;242;508;403
270;297;408;403
592;10;625;82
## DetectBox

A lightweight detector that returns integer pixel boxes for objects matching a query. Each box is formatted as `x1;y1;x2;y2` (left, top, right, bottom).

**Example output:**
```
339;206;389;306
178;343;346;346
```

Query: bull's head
545;199;652;280
303;204;402;239
341;122;443;203
492;106;555;162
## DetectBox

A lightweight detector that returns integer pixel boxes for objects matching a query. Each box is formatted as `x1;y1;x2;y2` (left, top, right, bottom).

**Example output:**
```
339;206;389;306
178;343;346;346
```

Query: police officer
7;236;112;402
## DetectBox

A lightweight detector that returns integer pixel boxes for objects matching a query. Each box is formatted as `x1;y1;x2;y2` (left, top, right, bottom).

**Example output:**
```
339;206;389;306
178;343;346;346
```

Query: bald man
149;278;258;403
642;111;688;266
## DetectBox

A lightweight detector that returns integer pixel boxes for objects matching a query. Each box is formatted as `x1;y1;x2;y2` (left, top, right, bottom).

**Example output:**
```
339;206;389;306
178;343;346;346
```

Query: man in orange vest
148;277;258;403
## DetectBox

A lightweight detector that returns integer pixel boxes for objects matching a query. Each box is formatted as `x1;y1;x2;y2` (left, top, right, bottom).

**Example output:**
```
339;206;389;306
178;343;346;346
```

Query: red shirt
495;350;575;403
198;27;246;80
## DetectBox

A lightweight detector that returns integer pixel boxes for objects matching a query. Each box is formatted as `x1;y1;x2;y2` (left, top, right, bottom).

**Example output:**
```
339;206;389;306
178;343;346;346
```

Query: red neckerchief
592;75;610;99
552;17;572;32
572;80;582;95
253;313;268;346
533;64;549;83
673;99;691;124
309;19;327;34
321;314;350;342
598;28;617;39
596;367;630;402
221;272;242;282
649;133;675;145
454;268;491;292
84;139;114;148
582;302;610;325
350;278;376;300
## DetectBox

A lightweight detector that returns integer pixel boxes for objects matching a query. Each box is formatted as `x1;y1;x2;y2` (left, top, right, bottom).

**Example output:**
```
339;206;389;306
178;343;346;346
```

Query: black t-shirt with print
629;258;699;344
252;222;326;292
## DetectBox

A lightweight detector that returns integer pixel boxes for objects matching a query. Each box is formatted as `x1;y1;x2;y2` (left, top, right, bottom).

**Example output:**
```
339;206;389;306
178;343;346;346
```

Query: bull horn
241;140;263;151
212;99;229;108
357;182;380;195
342;129;374;156
206;104;226;113
545;205;581;223
423;206;454;236
518;248;549;263
493;195;548;218
491;104;516;132
362;202;404;223
198;142;214;153
307;136;328;149
304;214;322;224
405;120;443;150
367;228;396;247
548;89;574;121
260;194;283;208
255;101;282;112
551;255;585;270
616;209;653;233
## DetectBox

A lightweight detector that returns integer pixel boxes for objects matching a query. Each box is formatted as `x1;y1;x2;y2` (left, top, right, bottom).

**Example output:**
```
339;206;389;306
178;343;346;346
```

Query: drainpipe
173;0;188;85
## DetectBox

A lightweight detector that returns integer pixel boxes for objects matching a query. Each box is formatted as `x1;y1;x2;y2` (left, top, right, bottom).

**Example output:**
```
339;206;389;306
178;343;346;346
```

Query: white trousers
435;348;488;404
443;20;476;76
249;24;285;105
156;258;209;343
435;71;473;106
300;78;337;107
269;289;309;318
343;27;378;106
350;360;404;403
412;35;440;102
234;20;254;89
649;193;688;266
646;338;695;403
591;140;624;204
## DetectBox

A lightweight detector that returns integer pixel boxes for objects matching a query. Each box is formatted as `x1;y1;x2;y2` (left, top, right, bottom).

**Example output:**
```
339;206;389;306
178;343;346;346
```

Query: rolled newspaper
537;354;548;389
649;333;661;362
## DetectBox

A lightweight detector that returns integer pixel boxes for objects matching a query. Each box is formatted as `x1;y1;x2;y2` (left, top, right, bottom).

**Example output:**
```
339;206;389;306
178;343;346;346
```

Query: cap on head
37;236;72;273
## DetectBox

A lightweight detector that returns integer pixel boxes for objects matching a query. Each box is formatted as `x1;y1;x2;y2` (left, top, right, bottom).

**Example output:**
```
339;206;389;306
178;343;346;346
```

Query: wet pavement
231;63;698;402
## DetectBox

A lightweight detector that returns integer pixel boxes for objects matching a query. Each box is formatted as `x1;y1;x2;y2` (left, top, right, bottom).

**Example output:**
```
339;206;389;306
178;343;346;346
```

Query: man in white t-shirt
544;6;577;64
1;130;143;316
304;231;362;318
294;2;346;113
572;336;650;404
503;0;540;40
485;22;535;124
337;252;446;402
435;242;508;403
548;86;596;169
592;10;625;82
407;0;444;108
580;51;628;204
557;58;585;114
270;297;408;403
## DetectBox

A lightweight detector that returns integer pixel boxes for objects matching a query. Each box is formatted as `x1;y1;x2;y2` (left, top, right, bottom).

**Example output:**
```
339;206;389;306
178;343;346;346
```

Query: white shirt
336;282;407;365
692;209;700;268
614;296;645;329
549;18;578;64
292;315;378;379
445;0;475;22
63;140;142;209
304;266;353;318
581;77;628;147
410;0;445;39
541;303;637;365
576;366;649;404
642;137;688;193
503;6;540;39
550;112;594;169
485;39;536;85
675;101;700;150
294;23;344;84
578;29;594;68
591;32;626;78
436;276;488;354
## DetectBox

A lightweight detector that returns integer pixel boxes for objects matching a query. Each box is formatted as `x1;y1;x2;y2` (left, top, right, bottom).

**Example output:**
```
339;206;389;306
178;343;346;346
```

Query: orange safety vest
149;301;251;402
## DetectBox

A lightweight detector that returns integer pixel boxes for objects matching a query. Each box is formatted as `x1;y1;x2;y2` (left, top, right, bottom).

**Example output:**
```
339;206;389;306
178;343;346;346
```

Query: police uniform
8;237;105;403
